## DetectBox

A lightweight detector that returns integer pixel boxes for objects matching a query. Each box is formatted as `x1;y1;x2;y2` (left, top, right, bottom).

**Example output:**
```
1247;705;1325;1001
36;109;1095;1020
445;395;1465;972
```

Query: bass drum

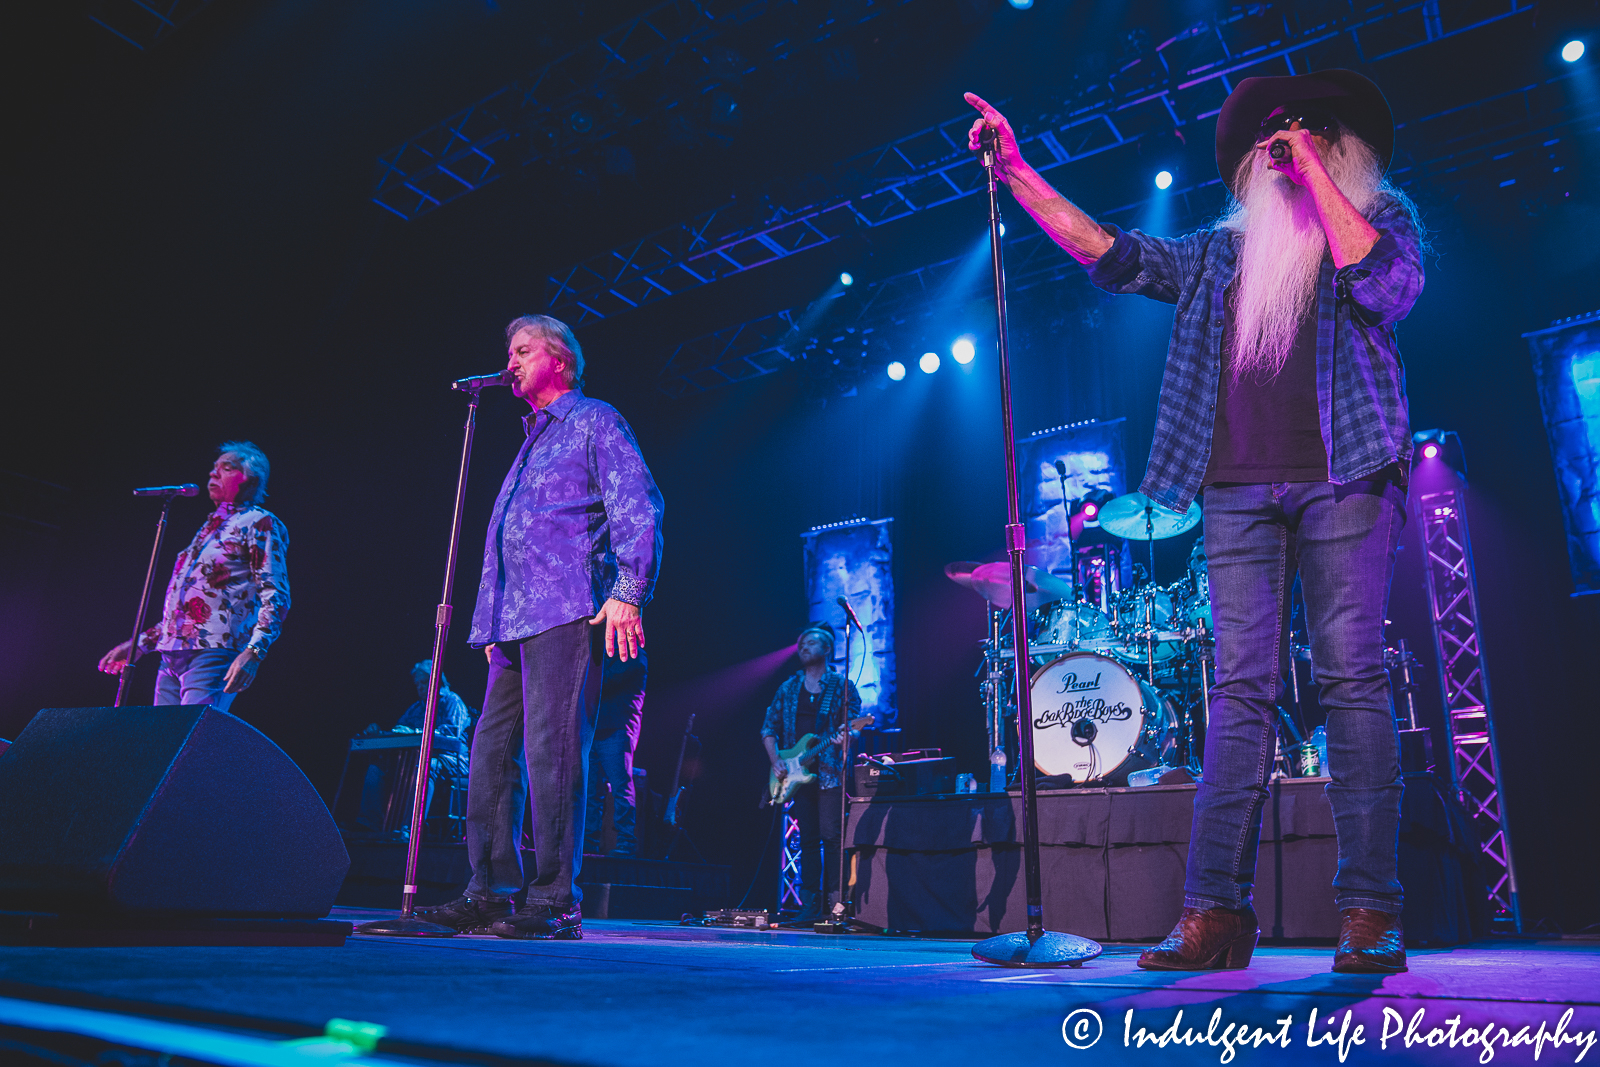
1029;651;1178;785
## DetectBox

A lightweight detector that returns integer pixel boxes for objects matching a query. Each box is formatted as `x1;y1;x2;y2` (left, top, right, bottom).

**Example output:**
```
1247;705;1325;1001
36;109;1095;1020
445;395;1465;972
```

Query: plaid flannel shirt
1085;193;1424;512
761;670;862;791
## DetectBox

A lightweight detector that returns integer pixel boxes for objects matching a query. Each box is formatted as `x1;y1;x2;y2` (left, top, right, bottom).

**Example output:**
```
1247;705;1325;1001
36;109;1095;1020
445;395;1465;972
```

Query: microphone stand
359;378;493;937
114;491;182;707
971;126;1102;968
816;611;877;934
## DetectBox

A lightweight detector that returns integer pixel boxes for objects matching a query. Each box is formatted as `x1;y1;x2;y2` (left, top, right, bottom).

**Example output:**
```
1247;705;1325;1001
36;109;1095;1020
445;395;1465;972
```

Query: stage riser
847;775;1484;943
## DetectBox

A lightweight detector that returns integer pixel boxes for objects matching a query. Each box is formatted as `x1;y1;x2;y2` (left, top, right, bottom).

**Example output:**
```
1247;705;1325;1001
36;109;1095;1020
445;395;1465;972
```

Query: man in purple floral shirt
420;314;664;941
98;441;290;712
967;69;1422;975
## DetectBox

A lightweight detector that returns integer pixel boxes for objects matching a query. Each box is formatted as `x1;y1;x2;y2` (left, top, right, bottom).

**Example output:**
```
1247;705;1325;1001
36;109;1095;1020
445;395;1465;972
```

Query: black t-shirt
795;684;821;741
1203;282;1328;486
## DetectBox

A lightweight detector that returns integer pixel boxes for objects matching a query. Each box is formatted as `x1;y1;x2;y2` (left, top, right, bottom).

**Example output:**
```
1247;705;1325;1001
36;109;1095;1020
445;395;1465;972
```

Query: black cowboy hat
1214;68;1394;192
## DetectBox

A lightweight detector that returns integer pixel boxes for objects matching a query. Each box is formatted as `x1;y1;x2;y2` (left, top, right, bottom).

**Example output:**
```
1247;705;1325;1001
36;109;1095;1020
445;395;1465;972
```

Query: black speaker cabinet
0;705;349;918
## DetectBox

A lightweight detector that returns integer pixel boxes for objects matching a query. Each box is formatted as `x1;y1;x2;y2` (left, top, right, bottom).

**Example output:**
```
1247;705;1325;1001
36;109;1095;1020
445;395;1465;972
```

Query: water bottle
1311;725;1328;775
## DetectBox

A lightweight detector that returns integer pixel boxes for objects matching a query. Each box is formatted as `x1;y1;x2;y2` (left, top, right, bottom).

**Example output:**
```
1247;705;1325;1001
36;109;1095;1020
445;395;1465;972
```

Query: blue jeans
465;620;601;907
154;649;237;712
1186;478;1406;916
585;722;642;855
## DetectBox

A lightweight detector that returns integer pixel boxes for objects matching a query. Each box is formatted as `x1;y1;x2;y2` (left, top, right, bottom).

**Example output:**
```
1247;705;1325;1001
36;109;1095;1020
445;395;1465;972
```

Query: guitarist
760;623;863;923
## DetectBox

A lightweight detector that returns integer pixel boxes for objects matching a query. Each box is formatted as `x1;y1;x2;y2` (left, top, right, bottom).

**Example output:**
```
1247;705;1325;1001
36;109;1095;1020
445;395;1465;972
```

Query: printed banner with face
801;519;895;728
1016;419;1127;577
1527;316;1600;595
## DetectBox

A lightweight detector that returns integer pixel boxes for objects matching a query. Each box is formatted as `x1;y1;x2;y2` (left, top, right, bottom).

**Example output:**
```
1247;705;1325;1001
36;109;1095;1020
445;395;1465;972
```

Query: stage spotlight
1422;443;1440;459
920;352;941;374
1562;39;1585;62
840;272;854;286
1083;501;1099;520
998;222;1007;237
951;337;976;364
1155;170;1173;190
1007;0;1033;9
887;361;906;381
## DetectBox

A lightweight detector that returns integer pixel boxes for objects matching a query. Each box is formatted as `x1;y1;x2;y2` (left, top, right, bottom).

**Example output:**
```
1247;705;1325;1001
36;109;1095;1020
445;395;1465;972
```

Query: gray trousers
465;619;602;907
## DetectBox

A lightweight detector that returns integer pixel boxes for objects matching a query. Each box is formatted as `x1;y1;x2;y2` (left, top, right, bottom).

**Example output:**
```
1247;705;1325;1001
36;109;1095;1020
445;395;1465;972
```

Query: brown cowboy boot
1332;907;1407;973
1138;906;1259;970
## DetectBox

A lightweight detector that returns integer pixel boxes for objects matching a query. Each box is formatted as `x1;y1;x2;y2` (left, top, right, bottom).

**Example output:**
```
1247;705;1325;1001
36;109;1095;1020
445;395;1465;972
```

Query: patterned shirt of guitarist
761;669;862;791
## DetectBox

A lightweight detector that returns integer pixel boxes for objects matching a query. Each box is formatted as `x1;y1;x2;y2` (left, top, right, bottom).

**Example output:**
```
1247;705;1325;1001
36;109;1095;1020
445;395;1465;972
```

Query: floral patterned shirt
469;389;664;647
138;502;290;657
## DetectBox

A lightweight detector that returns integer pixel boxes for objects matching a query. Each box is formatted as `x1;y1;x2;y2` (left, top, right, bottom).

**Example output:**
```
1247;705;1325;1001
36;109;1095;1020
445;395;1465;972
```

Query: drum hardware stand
969;124;1101;968
817;612;876;935
359;373;502;938
981;605;1009;793
114;487;189;707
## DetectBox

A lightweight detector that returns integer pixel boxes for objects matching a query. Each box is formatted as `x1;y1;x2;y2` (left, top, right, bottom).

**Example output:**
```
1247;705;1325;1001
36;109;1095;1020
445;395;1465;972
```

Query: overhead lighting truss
657;61;1594;397
371;0;920;222
542;0;1536;327
87;0;220;50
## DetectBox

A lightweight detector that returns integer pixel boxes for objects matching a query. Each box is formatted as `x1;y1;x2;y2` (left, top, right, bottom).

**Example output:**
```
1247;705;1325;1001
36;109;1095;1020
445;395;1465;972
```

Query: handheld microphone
1269;141;1289;161
452;371;512;391
836;594;865;632
132;484;199;497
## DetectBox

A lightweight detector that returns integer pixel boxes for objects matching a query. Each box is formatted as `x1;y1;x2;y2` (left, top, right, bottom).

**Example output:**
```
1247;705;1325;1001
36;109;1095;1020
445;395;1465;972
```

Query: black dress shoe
414;895;514;934
1333;907;1407;973
490;902;583;941
1138;906;1259;970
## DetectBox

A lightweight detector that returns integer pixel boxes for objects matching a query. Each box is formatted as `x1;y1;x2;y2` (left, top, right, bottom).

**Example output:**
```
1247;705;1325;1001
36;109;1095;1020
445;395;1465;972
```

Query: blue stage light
951;338;976;364
1007;0;1033;9
887;361;906;381
920;352;941;374
1155;170;1173;190
1562;40;1585;62
840;272;854;286
998;222;1006;237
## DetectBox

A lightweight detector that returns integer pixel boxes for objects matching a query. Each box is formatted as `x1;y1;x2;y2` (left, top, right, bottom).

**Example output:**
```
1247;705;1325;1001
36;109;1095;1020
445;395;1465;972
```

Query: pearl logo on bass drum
1028;651;1178;784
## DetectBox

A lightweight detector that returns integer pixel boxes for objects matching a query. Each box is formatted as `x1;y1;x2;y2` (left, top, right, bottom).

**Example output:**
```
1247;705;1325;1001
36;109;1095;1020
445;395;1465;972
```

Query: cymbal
1097;492;1201;541
944;560;1070;611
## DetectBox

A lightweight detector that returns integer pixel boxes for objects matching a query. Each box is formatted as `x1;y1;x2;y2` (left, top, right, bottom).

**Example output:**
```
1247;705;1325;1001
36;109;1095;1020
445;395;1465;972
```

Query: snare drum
1029;651;1178;784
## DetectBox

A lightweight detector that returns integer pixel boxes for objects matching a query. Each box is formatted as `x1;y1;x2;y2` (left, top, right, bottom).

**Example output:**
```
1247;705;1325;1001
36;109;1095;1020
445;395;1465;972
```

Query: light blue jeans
1186;477;1406;915
154;649;238;712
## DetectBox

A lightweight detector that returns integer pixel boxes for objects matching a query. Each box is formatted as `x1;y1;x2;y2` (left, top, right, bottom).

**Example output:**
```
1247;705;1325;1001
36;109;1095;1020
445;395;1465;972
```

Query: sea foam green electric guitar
767;717;873;805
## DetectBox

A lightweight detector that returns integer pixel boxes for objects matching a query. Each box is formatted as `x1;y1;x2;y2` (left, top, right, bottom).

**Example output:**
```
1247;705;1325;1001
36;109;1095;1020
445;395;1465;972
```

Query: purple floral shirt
138;502;290;657
469;389;664;647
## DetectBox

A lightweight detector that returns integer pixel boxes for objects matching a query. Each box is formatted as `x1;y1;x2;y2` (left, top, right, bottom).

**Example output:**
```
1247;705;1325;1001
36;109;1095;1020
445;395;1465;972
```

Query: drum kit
947;490;1213;790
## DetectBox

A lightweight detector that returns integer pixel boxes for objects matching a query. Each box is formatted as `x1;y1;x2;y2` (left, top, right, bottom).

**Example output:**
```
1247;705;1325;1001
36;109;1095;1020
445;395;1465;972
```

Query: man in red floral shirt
98;441;291;712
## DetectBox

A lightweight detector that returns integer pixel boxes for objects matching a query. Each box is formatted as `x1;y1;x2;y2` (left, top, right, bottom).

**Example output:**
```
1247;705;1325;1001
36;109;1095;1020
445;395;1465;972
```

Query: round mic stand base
354;916;458;938
972;929;1103;968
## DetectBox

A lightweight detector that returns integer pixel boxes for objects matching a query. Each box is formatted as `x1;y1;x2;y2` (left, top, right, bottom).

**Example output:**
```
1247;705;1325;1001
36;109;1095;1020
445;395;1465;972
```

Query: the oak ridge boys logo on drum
1032;671;1134;730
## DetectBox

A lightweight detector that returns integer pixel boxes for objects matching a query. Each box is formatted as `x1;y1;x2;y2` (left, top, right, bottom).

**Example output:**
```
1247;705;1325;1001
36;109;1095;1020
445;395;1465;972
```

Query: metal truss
545;0;1535;326
372;0;920;221
1416;476;1522;931
779;803;802;912
657;61;1595;396
87;0;219;50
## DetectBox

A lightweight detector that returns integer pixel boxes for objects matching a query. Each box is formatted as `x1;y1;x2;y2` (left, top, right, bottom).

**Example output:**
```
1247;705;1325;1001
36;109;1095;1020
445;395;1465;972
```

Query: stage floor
1;907;1596;1066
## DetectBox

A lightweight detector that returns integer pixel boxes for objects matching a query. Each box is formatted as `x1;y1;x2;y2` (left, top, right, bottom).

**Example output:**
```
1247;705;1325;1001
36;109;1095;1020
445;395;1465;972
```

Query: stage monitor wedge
0;704;349;917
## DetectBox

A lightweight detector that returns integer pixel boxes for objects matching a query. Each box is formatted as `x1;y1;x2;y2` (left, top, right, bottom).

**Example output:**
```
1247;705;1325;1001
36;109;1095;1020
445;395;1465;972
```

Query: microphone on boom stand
451;371;512;391
970;122;1102;968
132;484;199;497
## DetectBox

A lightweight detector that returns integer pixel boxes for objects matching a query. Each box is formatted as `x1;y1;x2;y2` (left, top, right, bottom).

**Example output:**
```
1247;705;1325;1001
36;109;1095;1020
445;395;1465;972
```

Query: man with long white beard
965;69;1423;974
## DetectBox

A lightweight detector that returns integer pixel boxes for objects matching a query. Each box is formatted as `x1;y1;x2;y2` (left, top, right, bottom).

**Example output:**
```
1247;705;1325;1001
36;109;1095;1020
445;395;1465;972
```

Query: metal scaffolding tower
779;803;802;913
1415;470;1522;931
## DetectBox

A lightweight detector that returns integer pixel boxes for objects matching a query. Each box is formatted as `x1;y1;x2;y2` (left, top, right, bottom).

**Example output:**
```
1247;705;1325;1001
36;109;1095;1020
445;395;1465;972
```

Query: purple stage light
1423;443;1440;459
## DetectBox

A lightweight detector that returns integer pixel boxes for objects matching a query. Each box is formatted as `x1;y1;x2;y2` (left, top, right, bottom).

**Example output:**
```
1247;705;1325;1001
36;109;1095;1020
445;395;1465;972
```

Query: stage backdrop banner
801;519;895;729
1525;313;1600;595
1017;419;1127;578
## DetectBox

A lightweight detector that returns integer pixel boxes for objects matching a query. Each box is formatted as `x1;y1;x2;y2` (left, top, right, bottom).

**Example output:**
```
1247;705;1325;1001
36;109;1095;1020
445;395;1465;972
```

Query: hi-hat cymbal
944;560;1070;611
1097;492;1201;541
